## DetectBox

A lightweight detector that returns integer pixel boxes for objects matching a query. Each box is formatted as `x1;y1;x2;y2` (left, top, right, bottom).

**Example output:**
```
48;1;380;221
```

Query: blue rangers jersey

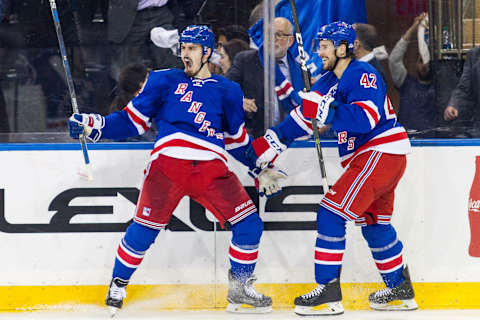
277;60;411;168
101;69;252;167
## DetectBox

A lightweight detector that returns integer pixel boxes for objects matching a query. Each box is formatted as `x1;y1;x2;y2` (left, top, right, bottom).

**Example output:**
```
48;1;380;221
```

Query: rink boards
0;139;479;311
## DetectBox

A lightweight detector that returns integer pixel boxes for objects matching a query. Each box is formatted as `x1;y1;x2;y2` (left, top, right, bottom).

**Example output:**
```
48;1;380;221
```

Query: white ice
0;308;479;320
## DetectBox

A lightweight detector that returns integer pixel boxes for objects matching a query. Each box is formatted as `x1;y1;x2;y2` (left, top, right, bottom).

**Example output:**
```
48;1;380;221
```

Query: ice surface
0;308;479;320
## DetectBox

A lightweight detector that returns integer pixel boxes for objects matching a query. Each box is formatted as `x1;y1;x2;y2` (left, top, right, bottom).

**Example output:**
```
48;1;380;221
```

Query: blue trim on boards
0;139;480;151
290;139;480;148
0;143;154;151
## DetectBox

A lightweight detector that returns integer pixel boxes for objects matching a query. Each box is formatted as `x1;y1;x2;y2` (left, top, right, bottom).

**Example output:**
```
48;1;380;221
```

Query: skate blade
226;303;272;314
294;301;344;316
370;298;418;311
108;306;120;317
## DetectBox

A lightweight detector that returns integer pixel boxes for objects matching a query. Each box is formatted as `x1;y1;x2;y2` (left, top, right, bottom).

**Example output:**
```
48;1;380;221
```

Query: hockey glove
68;113;105;142
247;129;287;168
249;165;287;198
299;90;336;125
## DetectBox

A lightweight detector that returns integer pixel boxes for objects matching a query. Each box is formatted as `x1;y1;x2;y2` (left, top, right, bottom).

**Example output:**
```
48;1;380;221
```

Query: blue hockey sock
229;213;263;282
315;208;346;284
112;221;160;281
362;224;404;288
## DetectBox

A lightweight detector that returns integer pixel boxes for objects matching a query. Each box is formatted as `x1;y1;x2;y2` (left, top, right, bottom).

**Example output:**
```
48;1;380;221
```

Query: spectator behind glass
215;25;250;46
109;63;155;141
218;39;249;75
0;0;11;22
353;23;386;82
209;26;249;76
248;0;283;28
388;12;436;135
0;0;12;133
9;0;82;130
108;0;179;81
226;17;305;138
110;63;149;113
444;46;480;135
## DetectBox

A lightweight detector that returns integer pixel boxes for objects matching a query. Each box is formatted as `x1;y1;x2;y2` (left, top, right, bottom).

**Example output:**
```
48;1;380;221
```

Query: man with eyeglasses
226;17;305;138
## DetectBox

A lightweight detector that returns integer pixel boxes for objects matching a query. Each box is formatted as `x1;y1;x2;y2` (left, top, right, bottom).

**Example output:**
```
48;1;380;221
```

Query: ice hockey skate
294;277;344;316
226;269;272;313
105;277;128;317
369;266;418;311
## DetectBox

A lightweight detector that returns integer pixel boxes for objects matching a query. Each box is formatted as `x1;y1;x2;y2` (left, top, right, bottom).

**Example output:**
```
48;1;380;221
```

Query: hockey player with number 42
248;21;418;316
68;25;286;316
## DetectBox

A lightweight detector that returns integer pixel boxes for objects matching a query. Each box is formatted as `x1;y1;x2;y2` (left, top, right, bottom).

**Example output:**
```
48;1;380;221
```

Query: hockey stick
48;0;93;181
289;0;329;193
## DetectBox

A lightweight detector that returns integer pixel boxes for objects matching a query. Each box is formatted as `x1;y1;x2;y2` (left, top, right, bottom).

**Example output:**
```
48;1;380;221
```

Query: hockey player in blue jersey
248;22;417;315
68;25;285;315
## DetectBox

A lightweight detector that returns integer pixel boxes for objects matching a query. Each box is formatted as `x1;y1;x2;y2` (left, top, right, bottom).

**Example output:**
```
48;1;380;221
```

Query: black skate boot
226;269;272;313
105;277;128;316
369;266;418;311
294;277;344;316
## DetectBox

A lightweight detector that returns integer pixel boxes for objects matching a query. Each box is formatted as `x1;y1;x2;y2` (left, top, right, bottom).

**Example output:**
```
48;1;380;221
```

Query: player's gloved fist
299;90;336;125
248;129;287;168
68;113;105;142
249;165;287;198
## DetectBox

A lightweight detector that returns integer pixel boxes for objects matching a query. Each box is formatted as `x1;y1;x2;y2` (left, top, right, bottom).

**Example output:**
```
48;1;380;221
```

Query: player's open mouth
184;59;192;68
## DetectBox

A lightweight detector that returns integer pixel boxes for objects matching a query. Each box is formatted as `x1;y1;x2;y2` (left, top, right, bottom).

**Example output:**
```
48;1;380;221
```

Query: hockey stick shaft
48;0;93;180
289;0;329;193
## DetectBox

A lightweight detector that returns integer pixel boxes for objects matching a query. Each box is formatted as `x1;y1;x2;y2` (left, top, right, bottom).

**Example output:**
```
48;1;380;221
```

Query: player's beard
322;56;336;71
183;58;199;77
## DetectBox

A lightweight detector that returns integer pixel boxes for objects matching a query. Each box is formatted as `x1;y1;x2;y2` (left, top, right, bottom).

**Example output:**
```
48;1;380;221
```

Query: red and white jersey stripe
116;241;145;269
150;132;229;164
352;100;380;129
228;199;257;225
275;79;294;100
224;123;249;150
290;107;313;134
354;216;367;227
376;214;392;225
229;242;258;264
355;214;392;226
340;126;410;168
374;252;403;274
133;216;168;230
314;247;345;265
289;106;327;136
124;102;152;135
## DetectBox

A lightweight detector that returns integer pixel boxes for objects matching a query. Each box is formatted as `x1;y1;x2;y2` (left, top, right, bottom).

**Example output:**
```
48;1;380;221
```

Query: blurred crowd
0;0;479;141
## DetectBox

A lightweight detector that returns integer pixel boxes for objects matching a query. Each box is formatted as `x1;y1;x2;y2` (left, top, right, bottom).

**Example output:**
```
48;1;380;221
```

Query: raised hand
68;113;105;142
300;91;336;125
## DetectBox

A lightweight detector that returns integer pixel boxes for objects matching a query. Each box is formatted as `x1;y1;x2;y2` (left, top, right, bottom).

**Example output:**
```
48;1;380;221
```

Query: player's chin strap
191;61;205;78
331;53;340;71
191;51;212;78
331;43;352;71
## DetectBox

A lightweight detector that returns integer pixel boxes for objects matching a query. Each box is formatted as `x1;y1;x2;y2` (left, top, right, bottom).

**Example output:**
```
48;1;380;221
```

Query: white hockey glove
299;90;336;125
249;165;288;198
150;27;179;54
68;113;105;142
248;129;287;168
